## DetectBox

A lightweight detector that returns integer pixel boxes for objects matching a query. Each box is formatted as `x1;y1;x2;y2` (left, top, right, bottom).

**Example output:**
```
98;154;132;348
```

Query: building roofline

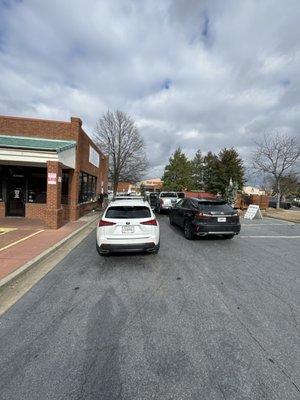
0;114;83;125
0;114;72;124
0;135;76;153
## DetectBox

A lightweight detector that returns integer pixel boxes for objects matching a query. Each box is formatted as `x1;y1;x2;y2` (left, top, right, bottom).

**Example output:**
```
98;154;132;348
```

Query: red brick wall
62;204;70;220
26;203;47;221
184;191;216;199
0;115;108;194
0;202;5;217
0;115;74;140
45;161;63;229
117;182;132;192
79;201;98;217
77;127;109;194
0;114;109;226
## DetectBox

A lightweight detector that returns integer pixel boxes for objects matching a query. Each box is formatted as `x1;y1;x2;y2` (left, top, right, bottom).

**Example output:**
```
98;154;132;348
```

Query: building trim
0;135;76;153
0;147;76;168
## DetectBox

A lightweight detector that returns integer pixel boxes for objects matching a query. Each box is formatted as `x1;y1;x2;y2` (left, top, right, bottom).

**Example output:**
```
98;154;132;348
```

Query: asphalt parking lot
0;216;299;400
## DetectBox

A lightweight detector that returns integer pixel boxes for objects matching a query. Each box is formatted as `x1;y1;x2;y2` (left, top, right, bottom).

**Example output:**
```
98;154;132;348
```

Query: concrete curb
0;212;101;290
263;214;300;224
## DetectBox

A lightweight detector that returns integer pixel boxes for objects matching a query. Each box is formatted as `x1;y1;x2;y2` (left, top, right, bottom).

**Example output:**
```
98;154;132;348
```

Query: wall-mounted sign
244;205;263;220
89;146;100;167
48;172;57;185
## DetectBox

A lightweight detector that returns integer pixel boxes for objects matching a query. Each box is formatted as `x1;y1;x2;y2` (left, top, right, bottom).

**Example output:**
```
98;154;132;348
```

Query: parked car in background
268;198;292;209
149;192;159;209
113;195;145;202
96;199;160;255
155;191;178;213
169;198;241;240
177;192;185;199
292;198;300;207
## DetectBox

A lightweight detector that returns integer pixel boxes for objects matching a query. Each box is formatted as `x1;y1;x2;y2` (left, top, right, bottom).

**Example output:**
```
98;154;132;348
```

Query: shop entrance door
7;178;25;217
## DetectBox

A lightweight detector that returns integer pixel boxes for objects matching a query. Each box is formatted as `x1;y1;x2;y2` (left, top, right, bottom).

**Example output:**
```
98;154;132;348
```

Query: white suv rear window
105;206;151;219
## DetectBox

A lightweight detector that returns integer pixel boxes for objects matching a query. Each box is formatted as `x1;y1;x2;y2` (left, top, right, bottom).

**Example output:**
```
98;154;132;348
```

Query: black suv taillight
195;212;212;220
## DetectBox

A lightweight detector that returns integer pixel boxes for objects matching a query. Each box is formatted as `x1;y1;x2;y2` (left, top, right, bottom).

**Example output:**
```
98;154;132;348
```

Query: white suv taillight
98;219;116;227
140;219;157;226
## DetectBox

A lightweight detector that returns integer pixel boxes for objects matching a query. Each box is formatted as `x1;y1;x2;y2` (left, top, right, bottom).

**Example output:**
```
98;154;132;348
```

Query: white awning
0;147;76;168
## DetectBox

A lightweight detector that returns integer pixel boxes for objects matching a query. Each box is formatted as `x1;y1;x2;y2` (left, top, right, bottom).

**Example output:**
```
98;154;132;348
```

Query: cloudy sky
0;0;299;179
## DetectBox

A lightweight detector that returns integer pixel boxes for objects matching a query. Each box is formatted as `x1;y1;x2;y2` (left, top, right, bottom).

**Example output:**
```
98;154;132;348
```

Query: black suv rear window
105;206;151;219
197;202;234;213
160;192;177;198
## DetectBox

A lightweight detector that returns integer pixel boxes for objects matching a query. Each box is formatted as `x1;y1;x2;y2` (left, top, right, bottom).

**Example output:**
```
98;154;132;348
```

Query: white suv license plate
122;226;135;234
218;217;226;222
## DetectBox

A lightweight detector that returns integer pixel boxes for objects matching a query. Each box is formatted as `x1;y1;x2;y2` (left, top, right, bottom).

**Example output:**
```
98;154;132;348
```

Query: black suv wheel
184;221;194;240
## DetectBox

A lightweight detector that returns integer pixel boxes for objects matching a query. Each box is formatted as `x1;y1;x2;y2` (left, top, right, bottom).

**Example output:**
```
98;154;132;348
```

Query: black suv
268;198;292;209
149;192;159;209
169;198;241;240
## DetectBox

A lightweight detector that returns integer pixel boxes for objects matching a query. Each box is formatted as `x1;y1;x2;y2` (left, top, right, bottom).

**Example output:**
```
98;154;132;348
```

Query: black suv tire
184;221;194;240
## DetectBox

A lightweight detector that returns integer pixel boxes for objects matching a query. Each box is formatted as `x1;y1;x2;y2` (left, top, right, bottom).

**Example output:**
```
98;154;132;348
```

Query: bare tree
95;110;148;194
252;133;300;208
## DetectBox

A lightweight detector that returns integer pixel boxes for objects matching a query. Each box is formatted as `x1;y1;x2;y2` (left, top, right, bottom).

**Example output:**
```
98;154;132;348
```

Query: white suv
96;199;160;255
155;192;178;213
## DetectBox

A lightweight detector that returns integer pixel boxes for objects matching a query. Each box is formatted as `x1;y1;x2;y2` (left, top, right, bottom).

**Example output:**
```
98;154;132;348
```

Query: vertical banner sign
89;146;100;167
48;172;57;185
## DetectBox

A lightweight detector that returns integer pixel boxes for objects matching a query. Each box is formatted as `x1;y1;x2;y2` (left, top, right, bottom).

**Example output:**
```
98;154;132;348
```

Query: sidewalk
262;208;300;223
0;212;100;283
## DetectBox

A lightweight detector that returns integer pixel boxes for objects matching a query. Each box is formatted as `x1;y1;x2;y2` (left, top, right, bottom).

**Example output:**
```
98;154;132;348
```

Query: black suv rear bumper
193;223;241;236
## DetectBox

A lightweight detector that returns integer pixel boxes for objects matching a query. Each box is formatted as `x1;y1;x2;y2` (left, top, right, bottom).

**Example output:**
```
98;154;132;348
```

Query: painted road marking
240;235;300;238
0;230;44;252
0;228;17;236
242;223;295;226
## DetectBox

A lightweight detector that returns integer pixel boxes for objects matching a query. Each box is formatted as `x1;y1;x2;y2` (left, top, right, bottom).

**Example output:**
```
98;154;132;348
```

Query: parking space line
0;230;44;252
0;228;17;236
242;223;295;226
240;235;300;238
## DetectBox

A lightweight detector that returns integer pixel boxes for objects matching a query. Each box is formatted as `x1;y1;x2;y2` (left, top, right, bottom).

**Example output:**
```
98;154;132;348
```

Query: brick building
0;115;108;228
140;178;163;192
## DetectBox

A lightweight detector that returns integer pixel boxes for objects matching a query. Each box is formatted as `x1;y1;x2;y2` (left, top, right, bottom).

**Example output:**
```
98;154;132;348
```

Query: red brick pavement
0;217;87;281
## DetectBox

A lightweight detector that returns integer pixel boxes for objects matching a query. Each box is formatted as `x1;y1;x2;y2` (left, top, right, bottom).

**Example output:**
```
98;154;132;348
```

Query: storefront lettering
14;189;21;198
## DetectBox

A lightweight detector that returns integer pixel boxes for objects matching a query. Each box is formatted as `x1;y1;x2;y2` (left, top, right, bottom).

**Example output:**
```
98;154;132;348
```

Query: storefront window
0;166;3;201
27;168;47;203
61;171;69;205
78;172;97;203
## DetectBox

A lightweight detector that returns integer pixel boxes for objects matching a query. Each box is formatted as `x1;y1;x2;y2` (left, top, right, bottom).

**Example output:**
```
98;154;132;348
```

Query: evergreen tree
225;179;239;206
202;152;222;194
217;148;244;195
162;148;192;191
202;148;244;195
191;150;204;190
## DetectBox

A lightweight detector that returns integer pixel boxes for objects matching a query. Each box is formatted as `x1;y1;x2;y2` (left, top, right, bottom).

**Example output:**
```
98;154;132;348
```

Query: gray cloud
0;0;299;179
